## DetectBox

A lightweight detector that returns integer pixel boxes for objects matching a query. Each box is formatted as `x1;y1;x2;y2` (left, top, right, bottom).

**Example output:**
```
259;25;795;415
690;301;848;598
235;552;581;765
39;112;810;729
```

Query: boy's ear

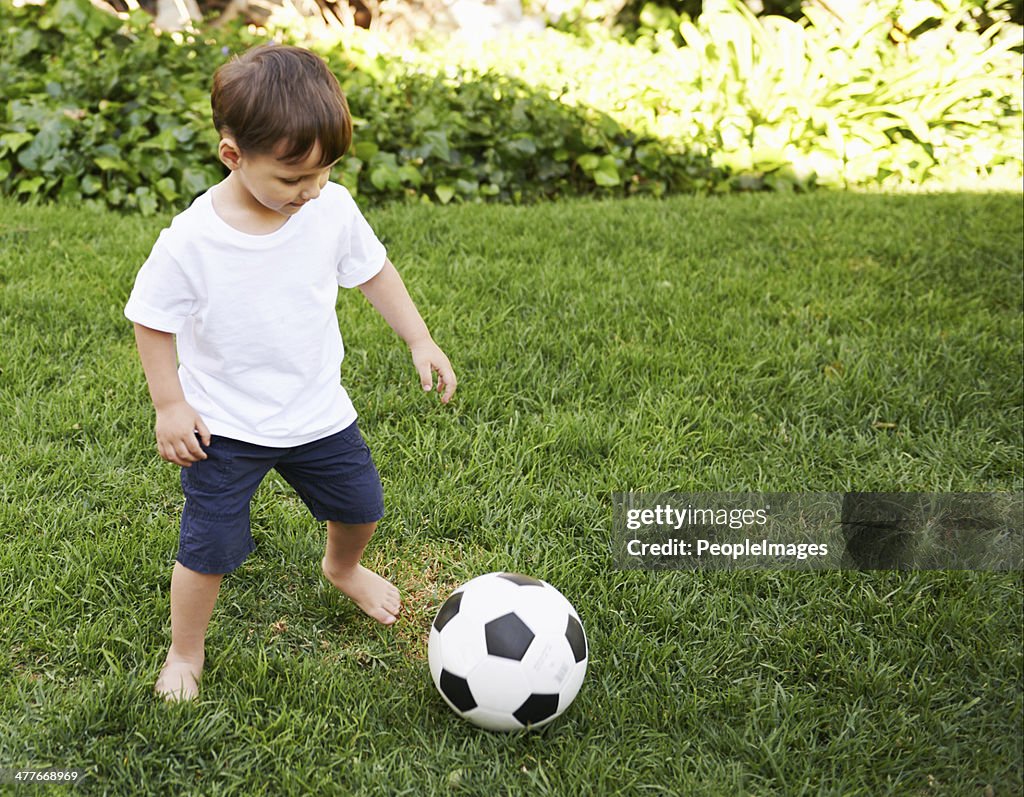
218;137;243;171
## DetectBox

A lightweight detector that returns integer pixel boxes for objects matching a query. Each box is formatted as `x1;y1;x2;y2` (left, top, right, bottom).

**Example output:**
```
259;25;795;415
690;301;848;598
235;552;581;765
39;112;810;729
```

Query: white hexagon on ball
428;572;588;732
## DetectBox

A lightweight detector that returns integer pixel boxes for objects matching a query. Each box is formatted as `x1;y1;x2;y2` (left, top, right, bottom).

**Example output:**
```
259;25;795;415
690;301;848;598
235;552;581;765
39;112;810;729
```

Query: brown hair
211;44;352;166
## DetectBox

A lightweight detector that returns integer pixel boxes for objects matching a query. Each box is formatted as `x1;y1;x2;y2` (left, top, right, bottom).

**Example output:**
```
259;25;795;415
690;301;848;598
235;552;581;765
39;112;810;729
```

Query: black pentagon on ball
497;572;544;587
432;591;463;632
513;693;560;726
439;669;476;712
485;612;535;660
565;615;587;663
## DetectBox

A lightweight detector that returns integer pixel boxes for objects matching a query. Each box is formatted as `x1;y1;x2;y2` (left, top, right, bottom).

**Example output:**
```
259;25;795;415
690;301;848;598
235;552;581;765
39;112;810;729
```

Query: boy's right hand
154;401;212;467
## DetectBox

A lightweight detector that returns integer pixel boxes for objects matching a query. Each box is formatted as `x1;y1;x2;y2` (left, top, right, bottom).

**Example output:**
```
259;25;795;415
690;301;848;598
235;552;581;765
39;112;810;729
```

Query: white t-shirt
125;181;386;447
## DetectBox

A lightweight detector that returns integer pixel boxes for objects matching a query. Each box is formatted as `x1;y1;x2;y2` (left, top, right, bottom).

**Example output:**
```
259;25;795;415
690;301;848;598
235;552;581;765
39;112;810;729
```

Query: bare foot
321;558;401;625
155;651;203;702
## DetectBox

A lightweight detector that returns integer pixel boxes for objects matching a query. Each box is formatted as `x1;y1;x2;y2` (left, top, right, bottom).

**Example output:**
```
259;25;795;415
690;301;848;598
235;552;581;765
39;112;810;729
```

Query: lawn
0;190;1021;795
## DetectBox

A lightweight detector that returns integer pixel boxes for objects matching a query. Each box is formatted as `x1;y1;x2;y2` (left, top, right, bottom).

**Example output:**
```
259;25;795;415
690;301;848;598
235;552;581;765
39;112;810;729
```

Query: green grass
1;190;1021;796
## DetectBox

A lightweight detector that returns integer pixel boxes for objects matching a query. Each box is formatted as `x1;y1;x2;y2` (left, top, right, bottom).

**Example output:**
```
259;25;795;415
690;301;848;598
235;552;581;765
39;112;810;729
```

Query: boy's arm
133;323;211;466
358;259;457;403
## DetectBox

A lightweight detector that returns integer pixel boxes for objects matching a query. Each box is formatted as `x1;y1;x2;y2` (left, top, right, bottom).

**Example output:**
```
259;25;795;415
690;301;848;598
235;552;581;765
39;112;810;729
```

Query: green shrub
678;0;1024;189
0;0;246;213
0;0;718;212
320;47;719;202
1;0;1020;214
434;0;1023;191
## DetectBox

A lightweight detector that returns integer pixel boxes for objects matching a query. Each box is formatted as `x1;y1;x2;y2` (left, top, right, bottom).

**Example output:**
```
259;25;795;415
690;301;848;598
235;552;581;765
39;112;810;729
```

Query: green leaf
154;177;178;202
16;176;45;195
507;138;537;156
81;174;103;195
354;141;379;161
398;164;423;187
139;130;178;151
422;130;451;162
136;187;158;216
593;155;621;187
370;165;399;191
0;133;35;154
95;156;129;172
180;167;212;197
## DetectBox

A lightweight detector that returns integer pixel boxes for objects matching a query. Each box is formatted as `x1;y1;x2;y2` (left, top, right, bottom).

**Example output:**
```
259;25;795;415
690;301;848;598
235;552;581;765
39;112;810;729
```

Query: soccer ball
428;572;588;732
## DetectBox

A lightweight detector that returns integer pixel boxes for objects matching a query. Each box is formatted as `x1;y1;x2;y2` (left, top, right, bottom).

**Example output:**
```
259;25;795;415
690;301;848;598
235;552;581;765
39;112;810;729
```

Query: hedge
1;0;1020;213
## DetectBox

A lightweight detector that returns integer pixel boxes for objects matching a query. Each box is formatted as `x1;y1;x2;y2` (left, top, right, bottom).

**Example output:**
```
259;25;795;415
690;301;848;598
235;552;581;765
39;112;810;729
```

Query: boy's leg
162;435;273;700
155;562;223;701
321;520;401;625
275;423;395;624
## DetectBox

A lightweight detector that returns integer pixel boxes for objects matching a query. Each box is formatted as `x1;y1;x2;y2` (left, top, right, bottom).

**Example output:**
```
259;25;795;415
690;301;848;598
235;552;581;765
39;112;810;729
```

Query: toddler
125;43;456;701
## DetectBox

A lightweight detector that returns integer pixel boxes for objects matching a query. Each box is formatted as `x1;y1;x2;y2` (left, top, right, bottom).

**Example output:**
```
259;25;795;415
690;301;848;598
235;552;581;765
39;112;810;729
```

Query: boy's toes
155;659;201;702
370;606;398;625
322;563;402;626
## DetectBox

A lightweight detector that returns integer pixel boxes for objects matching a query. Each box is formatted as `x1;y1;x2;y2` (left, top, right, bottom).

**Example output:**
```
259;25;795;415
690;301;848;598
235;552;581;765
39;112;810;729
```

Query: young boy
125;43;456;701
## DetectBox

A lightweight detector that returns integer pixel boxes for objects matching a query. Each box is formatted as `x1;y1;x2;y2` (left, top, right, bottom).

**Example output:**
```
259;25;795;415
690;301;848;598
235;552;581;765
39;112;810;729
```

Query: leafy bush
0;0;245;213
1;0;1021;214
319;45;719;202
677;0;1024;189
0;0;718;211
434;0;1023;191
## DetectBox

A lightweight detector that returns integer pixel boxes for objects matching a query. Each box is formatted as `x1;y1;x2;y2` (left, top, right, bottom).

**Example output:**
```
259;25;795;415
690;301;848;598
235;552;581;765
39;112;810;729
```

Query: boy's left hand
410;339;457;403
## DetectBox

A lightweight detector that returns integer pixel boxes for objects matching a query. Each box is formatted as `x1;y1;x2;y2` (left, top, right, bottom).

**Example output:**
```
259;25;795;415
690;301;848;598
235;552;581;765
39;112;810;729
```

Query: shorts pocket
181;437;234;493
336;421;366;448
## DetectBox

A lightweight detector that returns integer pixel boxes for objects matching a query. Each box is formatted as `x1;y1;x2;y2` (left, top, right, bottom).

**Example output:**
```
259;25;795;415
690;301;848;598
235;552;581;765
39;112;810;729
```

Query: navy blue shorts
177;421;384;574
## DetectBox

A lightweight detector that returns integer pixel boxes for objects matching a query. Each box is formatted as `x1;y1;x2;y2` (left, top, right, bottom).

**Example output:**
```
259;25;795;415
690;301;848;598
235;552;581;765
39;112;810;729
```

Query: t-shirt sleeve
124;231;197;333
336;194;387;288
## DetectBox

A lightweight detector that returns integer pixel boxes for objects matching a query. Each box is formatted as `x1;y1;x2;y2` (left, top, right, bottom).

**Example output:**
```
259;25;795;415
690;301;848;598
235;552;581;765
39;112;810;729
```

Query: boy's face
219;138;336;217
